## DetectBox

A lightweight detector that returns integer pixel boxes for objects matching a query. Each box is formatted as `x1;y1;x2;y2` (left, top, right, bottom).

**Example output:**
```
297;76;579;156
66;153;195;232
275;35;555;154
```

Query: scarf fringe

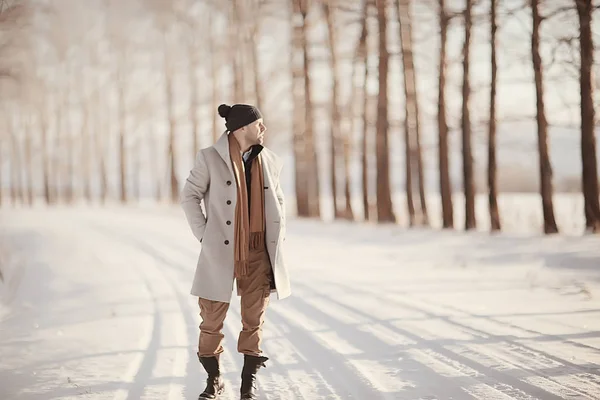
234;232;264;278
249;232;264;251
235;259;249;279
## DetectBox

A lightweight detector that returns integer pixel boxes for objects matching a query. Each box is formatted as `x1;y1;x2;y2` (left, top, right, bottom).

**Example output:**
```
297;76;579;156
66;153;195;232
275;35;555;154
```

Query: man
180;103;291;400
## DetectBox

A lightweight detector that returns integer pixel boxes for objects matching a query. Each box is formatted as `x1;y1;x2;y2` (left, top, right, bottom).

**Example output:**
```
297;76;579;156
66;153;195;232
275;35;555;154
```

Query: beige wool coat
180;132;291;303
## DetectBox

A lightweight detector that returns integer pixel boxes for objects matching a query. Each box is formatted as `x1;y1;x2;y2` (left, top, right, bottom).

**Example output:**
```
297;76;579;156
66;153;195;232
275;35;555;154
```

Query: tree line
0;0;598;235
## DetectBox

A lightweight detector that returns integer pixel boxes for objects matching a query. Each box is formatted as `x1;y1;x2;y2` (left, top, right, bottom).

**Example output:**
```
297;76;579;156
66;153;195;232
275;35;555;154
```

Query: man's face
244;118;266;145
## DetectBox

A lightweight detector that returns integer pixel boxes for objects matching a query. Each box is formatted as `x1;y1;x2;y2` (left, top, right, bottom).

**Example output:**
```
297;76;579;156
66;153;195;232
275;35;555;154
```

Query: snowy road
1;206;600;399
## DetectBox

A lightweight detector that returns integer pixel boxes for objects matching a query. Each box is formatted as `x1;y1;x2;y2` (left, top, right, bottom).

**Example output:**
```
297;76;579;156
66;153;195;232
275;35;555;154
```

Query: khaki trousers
198;248;272;357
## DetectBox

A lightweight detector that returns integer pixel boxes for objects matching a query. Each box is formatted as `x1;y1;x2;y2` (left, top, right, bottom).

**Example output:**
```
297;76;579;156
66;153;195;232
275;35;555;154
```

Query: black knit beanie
218;103;262;133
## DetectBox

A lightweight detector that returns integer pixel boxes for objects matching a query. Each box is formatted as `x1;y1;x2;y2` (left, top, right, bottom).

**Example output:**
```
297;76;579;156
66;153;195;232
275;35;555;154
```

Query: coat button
224;240;229;245
226;221;231;225
226;200;231;205
226;180;232;185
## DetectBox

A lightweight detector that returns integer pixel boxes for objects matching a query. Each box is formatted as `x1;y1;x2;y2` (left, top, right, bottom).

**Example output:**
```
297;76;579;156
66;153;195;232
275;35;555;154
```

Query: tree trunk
0;139;3;206
149;125;162;202
24;119;34;206
361;71;370;221
300;1;321;218
575;0;600;232
117;68;127;203
397;0;414;226
97;96;109;205
397;0;428;226
249;9;266;147
81;96;92;203
324;0;340;219
66;126;74;204
231;1;244;102
488;0;501;232
291;0;309;217
209;12;220;143
462;0;476;230
65;101;75;204
375;0;396;223
132;136;140;202
54;101;63;203
164;36;179;203
189;38;200;157
532;0;558;234
8;120;23;206
250;42;263;113
249;1;263;113
38;106;51;204
9;134;18;206
358;0;370;222
404;101;415;226
438;0;453;229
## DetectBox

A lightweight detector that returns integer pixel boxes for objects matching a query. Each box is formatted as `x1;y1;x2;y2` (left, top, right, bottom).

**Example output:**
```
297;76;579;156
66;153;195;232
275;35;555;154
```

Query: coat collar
213;131;230;164
214;131;275;178
213;131;234;176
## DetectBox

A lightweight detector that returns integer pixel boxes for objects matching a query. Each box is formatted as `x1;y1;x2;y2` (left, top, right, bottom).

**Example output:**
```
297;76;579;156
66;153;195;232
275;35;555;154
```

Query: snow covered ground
1;204;600;399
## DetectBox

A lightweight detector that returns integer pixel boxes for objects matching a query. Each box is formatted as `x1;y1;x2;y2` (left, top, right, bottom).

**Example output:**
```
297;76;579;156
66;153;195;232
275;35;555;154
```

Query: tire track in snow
370;287;600;399
226;301;344;400
320;280;600;399
96;222;247;399
120;222;370;399
93;211;523;399
82;226;165;400
278;292;476;399
98;211;349;399
121;224;343;400
88;222;194;399
397;293;600;357
294;281;565;400
265;305;391;399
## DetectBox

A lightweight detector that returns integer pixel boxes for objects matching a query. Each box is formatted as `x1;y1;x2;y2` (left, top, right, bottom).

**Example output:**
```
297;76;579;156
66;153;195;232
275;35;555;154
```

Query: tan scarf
228;134;265;279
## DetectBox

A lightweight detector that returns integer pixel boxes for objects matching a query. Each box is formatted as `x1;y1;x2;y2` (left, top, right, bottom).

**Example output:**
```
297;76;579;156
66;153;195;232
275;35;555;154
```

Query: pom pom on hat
218;104;231;119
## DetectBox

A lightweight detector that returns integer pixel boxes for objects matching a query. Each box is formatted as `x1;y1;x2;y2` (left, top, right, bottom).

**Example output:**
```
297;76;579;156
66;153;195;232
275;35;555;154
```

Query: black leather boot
240;355;269;400
198;353;225;399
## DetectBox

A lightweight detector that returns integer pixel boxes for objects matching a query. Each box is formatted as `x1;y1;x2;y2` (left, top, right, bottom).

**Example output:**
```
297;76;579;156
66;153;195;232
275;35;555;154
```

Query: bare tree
116;67;127;203
397;0;428;226
52;94;63;203
323;0;341;219
206;3;221;143
37;101;52;204
375;0;396;223
575;0;600;232
187;17;201;158
248;0;264;113
79;75;92;203
291;0;309;217
437;0;453;229
6;113;24;205
462;0;476;230
532;0;558;234
95;86;109;205
147;124;162;202
488;0;501;231
64;83;75;204
162;30;179;203
231;1;244;102
300;0;320;217
354;0;371;221
104;1;131;204
24;115;33;205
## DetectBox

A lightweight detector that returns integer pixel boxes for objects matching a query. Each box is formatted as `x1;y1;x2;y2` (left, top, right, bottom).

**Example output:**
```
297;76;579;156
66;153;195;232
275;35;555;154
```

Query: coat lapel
213;131;234;176
260;149;279;189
